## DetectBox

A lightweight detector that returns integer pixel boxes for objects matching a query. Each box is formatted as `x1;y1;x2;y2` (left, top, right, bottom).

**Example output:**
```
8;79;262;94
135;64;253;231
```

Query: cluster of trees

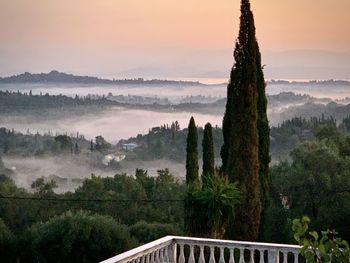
0;128;109;157
264;124;350;243
184;118;240;239
0;169;184;262
119;121;223;162
271;116;337;160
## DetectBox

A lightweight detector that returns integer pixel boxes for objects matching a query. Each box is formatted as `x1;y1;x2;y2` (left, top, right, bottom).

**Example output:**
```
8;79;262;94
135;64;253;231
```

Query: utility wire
0;195;184;203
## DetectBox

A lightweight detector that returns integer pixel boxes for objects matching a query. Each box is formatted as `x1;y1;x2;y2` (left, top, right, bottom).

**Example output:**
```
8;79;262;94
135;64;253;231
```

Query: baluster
250;249;255;263
293;252;298;263
229;248;236;263
219;247;225;263
155;249;160;263
189;245;195;263
283;252;288;263
165;245;170;263
199;245;205;263
259;250;264;263
209;246;216;263
141;256;145;263
170;243;177;263
178;244;185;263
239;249;245;263
268;249;279;263
159;248;164;263
146;253;150;263
137;257;141;263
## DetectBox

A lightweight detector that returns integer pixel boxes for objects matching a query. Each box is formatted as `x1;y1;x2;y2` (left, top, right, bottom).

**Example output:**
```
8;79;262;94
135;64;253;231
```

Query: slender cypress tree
186;117;199;185
221;0;263;241
184;117;200;237
202;122;215;183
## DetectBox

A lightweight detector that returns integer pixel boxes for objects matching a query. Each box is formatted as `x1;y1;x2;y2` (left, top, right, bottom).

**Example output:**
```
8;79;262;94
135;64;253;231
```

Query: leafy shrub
21;210;135;263
293;216;350;263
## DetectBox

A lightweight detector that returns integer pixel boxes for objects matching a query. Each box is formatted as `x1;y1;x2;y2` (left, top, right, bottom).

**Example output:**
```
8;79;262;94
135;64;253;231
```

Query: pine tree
221;0;263;241
202;123;215;182
186;117;199;185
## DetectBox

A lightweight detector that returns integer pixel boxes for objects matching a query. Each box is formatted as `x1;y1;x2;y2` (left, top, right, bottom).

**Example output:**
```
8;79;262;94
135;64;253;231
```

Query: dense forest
0;125;349;261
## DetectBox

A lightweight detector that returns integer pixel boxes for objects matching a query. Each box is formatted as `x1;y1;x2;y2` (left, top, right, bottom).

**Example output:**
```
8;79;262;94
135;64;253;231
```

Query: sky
0;0;349;79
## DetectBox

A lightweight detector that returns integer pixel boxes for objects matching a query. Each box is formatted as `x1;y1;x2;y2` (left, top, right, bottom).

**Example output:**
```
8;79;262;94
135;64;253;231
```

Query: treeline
120;116;350;163
0;128;94;157
268;79;350;86
0;70;203;86
0;90;120;113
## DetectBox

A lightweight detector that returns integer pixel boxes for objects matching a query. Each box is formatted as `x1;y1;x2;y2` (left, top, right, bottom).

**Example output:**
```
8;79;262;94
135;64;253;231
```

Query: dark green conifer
256;44;271;239
186;117;199;185
221;0;263;241
202;123;215;182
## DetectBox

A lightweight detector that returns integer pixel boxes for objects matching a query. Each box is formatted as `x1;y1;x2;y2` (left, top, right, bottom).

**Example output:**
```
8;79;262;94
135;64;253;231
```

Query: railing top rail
100;236;174;263
100;236;302;263
173;236;301;251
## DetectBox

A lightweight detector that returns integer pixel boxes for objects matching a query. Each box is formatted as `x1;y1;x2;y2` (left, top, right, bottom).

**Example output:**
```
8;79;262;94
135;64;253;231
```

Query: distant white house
122;143;138;151
102;154;126;166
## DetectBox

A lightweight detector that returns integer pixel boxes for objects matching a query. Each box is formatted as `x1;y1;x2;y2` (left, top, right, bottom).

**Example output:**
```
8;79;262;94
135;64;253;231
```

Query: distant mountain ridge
1;70;349;86
0;70;205;86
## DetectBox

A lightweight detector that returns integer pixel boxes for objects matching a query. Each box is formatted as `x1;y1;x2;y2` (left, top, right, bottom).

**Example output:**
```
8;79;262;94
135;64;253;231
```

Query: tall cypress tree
186;116;199;185
202;122;215;182
221;0;263;241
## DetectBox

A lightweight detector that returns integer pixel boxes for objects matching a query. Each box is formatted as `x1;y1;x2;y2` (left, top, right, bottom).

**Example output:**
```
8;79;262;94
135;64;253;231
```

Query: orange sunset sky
1;0;349;79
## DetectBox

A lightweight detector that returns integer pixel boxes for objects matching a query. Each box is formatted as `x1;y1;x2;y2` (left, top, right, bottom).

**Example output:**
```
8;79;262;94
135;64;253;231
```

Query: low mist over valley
1;72;350;192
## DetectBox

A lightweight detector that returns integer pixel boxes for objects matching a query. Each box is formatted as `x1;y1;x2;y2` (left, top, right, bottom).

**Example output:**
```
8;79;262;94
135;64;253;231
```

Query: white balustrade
100;236;303;263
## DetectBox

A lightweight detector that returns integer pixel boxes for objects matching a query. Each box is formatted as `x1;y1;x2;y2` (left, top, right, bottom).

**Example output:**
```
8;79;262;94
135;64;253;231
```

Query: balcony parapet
101;236;303;263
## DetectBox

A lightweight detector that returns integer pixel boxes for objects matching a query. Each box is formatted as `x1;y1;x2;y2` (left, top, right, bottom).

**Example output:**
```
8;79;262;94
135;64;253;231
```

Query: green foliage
186;117;199;185
129;221;182;244
55;135;73;151
259;161;293;243
293;216;350;263
270;116;337;160
94;135;111;153
31;177;58;196
202;122;215;181
21;210;134;263
190;176;240;239
184;171;240;239
269;132;350;241
0;169;185;261
0;218;15;262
